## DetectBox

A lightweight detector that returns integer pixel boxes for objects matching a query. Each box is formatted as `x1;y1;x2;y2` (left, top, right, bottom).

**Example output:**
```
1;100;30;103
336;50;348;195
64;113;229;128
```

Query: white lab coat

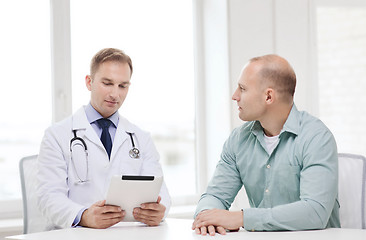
37;107;171;229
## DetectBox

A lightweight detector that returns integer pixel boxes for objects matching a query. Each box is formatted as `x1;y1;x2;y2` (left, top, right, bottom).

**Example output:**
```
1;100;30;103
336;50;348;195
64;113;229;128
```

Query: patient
192;54;340;235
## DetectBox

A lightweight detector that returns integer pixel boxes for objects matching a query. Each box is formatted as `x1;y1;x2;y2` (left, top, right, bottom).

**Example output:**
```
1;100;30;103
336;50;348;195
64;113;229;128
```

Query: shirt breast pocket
277;164;301;200
290;165;301;179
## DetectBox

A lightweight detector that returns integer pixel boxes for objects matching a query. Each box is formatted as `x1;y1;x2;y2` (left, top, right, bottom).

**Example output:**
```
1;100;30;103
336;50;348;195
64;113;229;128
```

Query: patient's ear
265;88;274;104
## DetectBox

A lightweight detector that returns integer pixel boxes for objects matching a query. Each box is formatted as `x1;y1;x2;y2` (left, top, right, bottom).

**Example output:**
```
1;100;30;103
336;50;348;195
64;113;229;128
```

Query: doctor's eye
119;83;130;89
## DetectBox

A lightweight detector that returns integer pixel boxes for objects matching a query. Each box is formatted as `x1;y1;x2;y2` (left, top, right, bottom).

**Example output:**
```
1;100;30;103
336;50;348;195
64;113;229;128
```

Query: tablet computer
105;175;163;222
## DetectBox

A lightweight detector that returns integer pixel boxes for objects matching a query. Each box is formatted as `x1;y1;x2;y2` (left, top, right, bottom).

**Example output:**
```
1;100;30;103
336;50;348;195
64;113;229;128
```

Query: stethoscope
70;129;140;184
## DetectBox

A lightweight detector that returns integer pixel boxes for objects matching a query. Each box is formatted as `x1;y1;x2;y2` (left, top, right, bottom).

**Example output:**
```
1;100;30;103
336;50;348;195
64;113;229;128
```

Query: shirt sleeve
194;135;243;217
243;128;339;231
72;208;87;227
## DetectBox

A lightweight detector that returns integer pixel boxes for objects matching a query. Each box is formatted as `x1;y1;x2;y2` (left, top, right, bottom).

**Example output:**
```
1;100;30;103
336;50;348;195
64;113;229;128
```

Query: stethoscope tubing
69;129;140;184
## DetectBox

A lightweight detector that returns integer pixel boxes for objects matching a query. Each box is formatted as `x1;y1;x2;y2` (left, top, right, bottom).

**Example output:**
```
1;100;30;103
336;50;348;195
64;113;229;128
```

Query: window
0;1;51;201
316;3;366;156
70;0;196;198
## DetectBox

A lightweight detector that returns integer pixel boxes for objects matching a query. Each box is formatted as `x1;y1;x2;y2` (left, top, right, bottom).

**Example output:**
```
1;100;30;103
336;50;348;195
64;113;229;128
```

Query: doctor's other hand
79;200;125;229
133;196;166;226
192;209;243;236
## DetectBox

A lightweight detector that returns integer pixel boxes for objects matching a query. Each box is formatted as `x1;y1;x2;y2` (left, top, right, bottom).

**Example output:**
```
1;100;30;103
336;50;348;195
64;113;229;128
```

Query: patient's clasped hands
192;209;243;236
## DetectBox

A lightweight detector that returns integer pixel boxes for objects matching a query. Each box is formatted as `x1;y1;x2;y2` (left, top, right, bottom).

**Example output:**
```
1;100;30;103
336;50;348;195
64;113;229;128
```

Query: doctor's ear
85;75;92;91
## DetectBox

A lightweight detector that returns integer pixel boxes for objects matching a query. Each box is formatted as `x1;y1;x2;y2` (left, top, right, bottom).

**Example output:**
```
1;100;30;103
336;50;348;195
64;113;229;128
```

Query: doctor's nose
109;86;119;99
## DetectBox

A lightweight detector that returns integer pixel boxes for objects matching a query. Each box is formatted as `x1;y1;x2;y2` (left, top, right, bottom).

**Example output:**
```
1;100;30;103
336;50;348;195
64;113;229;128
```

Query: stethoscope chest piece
127;132;140;159
129;147;140;159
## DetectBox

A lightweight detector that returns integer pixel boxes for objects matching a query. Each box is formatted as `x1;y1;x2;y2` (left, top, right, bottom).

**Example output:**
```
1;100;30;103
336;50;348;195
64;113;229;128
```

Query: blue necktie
96;118;113;159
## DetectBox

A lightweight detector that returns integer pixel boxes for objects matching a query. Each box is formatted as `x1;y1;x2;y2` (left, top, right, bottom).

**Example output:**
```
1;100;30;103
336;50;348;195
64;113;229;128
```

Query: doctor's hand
79;200;125;229
192;209;243;236
133;196;166;226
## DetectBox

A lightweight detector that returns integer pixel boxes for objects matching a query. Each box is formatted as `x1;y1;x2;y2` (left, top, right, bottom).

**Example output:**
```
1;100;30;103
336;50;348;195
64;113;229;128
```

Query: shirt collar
280;104;300;136
251;104;300;137
84;103;119;128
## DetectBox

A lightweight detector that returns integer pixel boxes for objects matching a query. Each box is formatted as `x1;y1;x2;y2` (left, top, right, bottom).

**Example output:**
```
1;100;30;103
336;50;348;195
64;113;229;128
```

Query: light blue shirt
72;103;119;227
84;103;119;142
195;104;340;231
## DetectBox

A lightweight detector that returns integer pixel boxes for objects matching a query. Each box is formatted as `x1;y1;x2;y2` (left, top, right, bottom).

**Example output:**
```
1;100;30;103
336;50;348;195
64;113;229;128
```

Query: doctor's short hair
90;48;133;77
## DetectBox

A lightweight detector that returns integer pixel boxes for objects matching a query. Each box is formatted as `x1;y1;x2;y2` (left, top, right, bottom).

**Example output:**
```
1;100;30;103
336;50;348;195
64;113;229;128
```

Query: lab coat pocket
121;157;144;175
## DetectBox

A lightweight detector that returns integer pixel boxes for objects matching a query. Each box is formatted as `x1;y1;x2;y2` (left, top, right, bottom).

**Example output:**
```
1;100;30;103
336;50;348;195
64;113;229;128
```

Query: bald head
249;54;296;102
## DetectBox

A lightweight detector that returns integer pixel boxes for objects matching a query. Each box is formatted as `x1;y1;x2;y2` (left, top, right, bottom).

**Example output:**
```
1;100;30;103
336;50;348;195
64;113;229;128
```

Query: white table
6;218;366;240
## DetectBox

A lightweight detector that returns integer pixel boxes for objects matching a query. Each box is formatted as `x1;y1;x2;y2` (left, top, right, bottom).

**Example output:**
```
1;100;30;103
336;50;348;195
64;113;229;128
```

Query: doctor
37;48;170;229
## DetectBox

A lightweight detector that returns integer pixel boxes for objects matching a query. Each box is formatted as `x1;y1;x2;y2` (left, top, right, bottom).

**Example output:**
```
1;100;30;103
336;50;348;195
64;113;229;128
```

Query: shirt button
266;165;271;169
265;189;269;193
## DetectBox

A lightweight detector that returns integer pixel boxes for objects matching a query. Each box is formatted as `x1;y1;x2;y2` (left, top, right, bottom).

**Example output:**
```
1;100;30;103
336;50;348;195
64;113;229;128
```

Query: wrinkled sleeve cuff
72;207;87;227
243;208;270;231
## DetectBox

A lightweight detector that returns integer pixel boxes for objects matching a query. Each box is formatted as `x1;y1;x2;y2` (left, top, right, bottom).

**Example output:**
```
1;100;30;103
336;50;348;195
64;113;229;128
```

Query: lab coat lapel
110;115;134;160
72;107;103;149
